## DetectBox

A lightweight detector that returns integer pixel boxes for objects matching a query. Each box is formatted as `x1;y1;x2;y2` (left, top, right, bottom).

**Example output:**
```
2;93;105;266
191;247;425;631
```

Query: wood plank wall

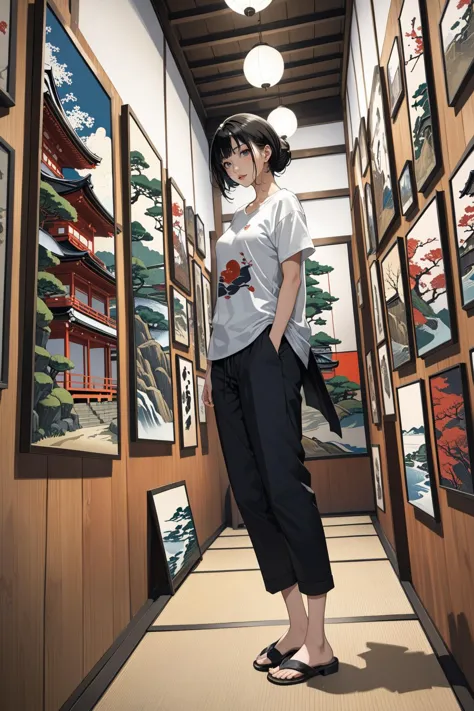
344;0;474;690
0;3;226;711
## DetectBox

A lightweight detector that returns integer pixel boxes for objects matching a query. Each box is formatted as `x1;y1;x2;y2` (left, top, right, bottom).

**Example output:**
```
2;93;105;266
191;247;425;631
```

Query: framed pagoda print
195;213;206;259
20;2;120;457
449;140;474;310
122;105;175;443
0;0;18;107
176;354;198;449
440;0;474;107
167;176;191;295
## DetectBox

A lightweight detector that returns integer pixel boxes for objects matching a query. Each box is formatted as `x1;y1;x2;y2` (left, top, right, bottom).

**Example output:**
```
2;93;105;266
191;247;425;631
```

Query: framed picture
368;65;398;244
470;347;474;381
193;260;207;372
187;300;194;353
176;354;198;449
397;379;439;520
358;117;369;177
381;237;414;370
185;205;195;245
398;160;417;218
122;106;175;443
201;272;212;351
196;375;206;423
449;140;474;310
195;213;206;259
167;177;191;295
0;0;17;108
0;137;14;389
302;241;369;459
387;36;404;119
440;0;474;107
399;0;440;193
405;192;456;358
371;445;385;511
21;2;120;457
370;260;386;345
366;350;381;426
364;182;378;254
357;278;363;308
429;363;474;497
188;239;194;257
148;481;202;595
377;342;396;416
171;286;189;348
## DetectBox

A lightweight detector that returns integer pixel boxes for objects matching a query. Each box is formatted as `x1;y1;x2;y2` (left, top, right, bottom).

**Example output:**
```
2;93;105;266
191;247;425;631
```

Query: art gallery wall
344;0;474;692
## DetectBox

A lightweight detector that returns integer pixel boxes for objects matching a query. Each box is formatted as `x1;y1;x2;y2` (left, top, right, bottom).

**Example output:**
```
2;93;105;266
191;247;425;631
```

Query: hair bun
274;135;291;173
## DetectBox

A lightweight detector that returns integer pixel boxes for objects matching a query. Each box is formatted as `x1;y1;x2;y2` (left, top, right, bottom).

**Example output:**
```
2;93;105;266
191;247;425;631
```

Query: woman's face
221;136;271;188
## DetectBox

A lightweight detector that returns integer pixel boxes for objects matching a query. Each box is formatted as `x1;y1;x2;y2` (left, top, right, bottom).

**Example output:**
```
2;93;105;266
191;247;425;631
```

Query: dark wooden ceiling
153;0;348;139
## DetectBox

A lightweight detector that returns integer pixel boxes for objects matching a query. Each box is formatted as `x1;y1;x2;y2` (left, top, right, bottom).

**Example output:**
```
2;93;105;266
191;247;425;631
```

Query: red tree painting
407;236;446;326
430;367;473;494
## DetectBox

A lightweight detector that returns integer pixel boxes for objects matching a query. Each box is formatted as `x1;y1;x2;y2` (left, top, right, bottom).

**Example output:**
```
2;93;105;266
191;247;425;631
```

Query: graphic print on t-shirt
218;252;255;299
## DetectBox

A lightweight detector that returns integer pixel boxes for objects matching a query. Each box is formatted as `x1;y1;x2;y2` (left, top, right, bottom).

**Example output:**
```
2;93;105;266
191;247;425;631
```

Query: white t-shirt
206;188;315;366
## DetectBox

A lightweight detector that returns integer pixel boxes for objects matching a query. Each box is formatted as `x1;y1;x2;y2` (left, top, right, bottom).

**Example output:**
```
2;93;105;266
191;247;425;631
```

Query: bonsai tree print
305;259;341;349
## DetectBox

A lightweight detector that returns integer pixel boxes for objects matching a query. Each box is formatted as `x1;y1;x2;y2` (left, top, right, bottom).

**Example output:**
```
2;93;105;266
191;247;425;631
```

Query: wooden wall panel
307;457;374;514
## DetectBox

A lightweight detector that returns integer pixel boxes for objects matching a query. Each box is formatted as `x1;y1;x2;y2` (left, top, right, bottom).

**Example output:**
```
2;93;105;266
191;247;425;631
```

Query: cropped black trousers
211;324;334;596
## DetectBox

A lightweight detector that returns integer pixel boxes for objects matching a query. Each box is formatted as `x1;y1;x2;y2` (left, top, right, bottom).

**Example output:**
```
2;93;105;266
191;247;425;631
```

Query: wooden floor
92;517;461;710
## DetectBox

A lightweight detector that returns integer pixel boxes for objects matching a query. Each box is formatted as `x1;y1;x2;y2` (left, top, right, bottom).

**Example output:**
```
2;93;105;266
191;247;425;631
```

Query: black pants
211;325;334;596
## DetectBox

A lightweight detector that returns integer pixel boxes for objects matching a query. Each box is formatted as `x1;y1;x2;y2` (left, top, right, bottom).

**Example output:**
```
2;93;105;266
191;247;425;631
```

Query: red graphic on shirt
244;224;251;230
218;252;255;299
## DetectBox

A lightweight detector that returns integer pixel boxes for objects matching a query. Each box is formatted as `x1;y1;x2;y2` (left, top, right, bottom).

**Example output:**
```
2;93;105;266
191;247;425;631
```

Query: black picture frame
364;182;378;254
377;341;396;417
175;353;198;450
357;278;363;308
0;136;14;389
196;375;206;424
448;137;474;312
396;378;440;521
371;444;385;511
370;259;386;346
170;285;189;349
185;205;195;245
195;212;206;259
428;362;474;500
358;117;369;177
167;175;191;296
439;0;474;107
470;347;474;383
147;480;202;596
387;36;405;119
366;350;381;426
0;0;18;108
398;159;418;218
193;260;207;373
381;236;415;370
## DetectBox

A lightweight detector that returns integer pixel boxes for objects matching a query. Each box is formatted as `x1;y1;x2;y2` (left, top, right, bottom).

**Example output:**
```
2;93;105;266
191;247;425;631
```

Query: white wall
288;121;345;150
373;0;392;59
191;104;214;271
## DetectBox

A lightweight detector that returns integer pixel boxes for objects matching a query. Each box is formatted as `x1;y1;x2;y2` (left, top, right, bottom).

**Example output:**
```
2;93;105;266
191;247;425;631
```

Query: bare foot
268;638;334;680
255;624;308;666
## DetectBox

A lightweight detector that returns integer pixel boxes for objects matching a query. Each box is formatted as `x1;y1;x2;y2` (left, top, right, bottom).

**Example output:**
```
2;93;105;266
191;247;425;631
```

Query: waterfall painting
440;0;474;106
397;379;439;519
148;481;202;595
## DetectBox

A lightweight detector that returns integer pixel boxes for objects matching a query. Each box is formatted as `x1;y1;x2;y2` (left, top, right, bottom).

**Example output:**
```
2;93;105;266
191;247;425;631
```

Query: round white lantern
267;106;298;139
243;44;284;89
225;0;272;16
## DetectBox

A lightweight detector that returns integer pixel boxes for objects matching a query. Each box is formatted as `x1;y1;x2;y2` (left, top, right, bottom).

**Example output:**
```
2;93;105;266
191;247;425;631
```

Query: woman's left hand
269;331;281;353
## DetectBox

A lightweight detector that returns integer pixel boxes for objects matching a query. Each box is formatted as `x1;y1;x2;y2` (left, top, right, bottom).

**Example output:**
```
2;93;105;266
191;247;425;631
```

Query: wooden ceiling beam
188;33;344;70
180;9;345;51
169;0;287;25
206;81;340;113
201;68;340;97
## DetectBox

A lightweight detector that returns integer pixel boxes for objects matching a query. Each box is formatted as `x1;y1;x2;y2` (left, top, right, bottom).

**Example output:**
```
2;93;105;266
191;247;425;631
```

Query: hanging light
225;0;272;16
243;44;284;89
267;106;298;139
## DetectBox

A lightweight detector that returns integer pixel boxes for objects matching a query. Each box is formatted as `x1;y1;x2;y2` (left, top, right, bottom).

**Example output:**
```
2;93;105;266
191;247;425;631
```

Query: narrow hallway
92;515;462;710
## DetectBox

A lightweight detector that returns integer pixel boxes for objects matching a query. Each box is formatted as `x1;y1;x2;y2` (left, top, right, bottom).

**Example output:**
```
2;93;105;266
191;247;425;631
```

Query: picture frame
449;139;474;310
387;36;404;119
470;347;474;382
405;191;457;359
429;363;474;498
196;375;207;424
368;65;399;244
370;260;386;345
176;353;198;449
371;444;385;512
122;105;175;444
381;237;414;370
0;136;14;389
399;0;441;193
366;350;381;426
201;272;212;351
364;182;378;254
171;286;189;348
20;1;121;457
187;299;194;353
358;117;369;177
439;0;474;107
398;160;417;218
397;379;440;520
195;212;206;259
188;239;194;257
357;278;363;308
167;176;191;295
148;481;202;596
193;260;208;372
377;342;396;416
0;0;18;108
185;205;195;245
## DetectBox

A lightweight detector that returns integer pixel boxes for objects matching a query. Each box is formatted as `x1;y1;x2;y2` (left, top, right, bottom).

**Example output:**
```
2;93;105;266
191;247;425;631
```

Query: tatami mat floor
92;515;462;711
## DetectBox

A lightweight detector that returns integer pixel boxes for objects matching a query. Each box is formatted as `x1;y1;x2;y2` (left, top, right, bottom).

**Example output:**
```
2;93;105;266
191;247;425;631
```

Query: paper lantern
267;106;298;139
243;44;284;89
225;0;272;16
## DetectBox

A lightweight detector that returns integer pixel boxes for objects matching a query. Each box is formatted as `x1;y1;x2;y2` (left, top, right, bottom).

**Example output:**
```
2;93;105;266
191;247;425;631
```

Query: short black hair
209;113;291;201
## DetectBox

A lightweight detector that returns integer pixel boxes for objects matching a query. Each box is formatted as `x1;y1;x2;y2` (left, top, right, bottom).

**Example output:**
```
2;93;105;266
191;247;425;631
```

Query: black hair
209;113;291;200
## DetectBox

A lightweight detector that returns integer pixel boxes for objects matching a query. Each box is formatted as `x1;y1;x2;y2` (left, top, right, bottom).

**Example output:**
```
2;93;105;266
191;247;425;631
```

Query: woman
202;113;340;686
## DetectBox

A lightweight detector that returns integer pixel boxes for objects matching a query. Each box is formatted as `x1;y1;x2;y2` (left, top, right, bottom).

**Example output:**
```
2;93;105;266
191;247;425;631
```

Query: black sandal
253;640;300;672
267;656;339;685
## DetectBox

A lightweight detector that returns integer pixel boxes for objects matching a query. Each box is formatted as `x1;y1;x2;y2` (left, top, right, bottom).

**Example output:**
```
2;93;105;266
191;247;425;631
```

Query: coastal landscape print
150;483;201;591
127;110;174;442
399;0;438;191
302;242;368;459
381;238;412;369
430;365;474;496
450;144;474;308
440;0;474;106
406;194;454;357
28;6;119;455
397;380;437;518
